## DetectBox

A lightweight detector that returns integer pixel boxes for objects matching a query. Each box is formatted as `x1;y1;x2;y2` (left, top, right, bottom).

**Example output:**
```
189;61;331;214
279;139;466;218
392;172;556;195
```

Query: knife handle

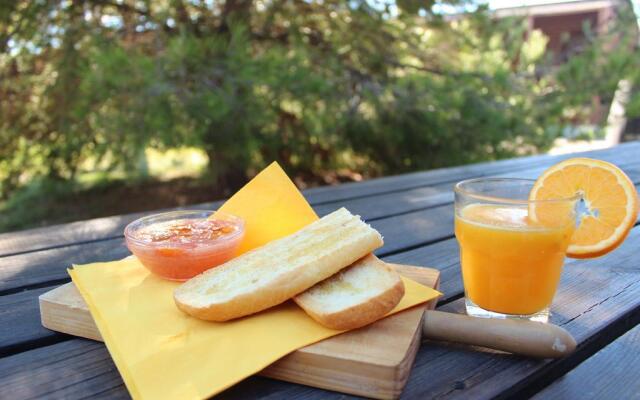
422;310;576;358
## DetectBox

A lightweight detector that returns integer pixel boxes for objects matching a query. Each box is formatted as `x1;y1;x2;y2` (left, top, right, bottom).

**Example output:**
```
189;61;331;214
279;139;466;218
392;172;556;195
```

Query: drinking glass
454;178;578;323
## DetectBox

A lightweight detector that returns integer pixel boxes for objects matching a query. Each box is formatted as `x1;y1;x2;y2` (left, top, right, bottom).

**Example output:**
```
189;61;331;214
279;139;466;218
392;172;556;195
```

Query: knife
422;310;577;358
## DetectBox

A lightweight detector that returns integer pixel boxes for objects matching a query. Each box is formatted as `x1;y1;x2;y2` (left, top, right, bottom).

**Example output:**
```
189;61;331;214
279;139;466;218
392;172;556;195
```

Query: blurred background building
492;0;639;152
496;1;624;64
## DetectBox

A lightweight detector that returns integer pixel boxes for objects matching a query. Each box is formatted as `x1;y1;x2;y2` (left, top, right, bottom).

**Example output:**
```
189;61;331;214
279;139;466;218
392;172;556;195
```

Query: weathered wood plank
303;142;640;204
0;216;636;372
0;157;638;359
1;225;639;399
35;265;438;400
532;323;640;400
0;338;310;400
3;142;639;257
398;227;640;400
371;162;640;256
385;238;462;303
320;163;640;223
0;201;456;294
0;201;222;259
0;339;125;400
0;239;460;359
313;185;451;221
0;240;457;356
3;160;640;299
0;286;63;356
0;238;130;294
1;144;640;399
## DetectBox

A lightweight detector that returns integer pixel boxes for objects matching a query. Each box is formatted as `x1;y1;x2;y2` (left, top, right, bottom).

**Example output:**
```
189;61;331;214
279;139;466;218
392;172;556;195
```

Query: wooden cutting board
39;264;439;399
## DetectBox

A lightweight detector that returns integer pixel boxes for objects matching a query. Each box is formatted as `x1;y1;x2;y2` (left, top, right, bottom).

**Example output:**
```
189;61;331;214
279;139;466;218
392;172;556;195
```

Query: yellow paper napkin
216;162;319;254
69;162;441;400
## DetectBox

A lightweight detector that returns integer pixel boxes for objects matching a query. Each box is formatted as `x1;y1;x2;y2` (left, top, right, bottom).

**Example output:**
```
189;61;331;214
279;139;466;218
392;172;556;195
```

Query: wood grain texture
318;161;640;224
39;283;103;341
0;286;62;356
324;162;640;228
3;143;640;400
38;264;439;399
3;142;638;258
0;339;126;400
0;202;457;294
399;225;640;400
303;142;640;204
0;339;304;400
385;237;462;303
1;163;638;374
0;237;130;294
3;153;639;297
0;203;223;259
4;157;640;299
6;223;640;400
0;217;465;357
532;323;640;400
0;240;460;357
262;265;440;399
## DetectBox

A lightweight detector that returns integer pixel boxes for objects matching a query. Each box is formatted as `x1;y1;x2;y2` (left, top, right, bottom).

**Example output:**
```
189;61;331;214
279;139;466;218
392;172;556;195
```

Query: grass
0;147;212;233
0;146;357;233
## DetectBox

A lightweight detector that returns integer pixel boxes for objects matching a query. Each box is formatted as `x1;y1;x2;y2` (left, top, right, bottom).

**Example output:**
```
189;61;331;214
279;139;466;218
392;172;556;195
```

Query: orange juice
455;204;574;315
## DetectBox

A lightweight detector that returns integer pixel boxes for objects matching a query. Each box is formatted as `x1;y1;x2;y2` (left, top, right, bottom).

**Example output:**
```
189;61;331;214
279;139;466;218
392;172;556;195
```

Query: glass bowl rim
124;209;245;247
454;177;581;205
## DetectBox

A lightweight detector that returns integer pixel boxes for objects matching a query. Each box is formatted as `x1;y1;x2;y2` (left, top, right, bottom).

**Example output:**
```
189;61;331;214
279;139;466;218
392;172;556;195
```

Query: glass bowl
124;210;245;281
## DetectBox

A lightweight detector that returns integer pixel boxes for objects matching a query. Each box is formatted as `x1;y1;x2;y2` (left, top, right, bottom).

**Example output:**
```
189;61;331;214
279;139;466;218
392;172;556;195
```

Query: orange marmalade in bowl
124;210;244;281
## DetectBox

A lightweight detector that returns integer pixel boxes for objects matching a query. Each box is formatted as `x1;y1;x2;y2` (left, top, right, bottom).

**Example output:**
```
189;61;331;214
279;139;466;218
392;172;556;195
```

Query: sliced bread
294;254;405;330
174;207;383;321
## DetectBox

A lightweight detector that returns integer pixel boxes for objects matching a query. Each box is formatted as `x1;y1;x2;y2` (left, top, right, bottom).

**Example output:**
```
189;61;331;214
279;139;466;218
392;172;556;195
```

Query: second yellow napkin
69;162;441;400
216;162;319;254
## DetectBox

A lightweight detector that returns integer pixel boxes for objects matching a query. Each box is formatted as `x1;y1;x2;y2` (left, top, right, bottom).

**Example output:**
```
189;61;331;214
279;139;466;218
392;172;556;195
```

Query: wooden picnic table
1;142;640;399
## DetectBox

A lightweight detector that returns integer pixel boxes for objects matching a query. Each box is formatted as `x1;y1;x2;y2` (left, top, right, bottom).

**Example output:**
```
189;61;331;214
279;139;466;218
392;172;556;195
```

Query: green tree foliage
1;0;639;199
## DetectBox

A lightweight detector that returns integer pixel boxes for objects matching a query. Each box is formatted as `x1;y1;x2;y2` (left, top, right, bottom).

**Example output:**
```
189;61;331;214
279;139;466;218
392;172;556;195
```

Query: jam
124;211;244;281
134;219;238;245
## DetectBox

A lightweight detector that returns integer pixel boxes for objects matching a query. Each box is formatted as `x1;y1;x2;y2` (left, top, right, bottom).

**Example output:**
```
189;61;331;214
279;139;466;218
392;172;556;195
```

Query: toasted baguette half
174;208;383;321
294;254;405;330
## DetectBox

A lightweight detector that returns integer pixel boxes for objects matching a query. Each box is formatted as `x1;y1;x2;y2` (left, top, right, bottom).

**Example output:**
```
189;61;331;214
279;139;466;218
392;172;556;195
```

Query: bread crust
174;232;382;321
294;255;406;330
296;278;405;330
173;208;384;321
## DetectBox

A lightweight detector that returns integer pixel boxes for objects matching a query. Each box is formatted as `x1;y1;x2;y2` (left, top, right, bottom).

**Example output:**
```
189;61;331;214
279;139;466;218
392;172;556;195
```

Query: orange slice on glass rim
529;158;638;259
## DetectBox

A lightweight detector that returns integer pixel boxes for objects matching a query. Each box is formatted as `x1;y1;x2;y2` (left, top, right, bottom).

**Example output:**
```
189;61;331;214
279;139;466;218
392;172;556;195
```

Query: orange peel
529;158;638;258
